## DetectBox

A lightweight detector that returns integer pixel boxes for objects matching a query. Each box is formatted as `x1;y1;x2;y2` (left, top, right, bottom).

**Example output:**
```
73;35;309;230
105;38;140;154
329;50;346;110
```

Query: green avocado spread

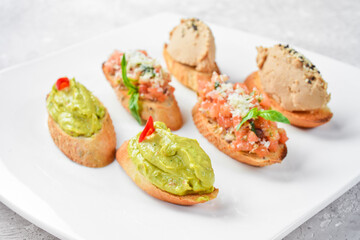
128;122;215;196
46;78;106;137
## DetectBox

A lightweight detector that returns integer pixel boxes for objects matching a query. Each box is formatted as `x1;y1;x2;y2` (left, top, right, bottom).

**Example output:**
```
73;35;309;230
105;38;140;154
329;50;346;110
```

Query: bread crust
48;111;116;168
163;44;220;92
116;141;219;205
192;103;287;167
102;63;183;131
245;72;333;128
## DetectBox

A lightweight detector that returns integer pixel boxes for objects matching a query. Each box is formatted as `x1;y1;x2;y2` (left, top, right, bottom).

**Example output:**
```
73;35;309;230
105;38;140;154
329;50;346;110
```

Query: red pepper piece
139;116;155;143
56;77;70;90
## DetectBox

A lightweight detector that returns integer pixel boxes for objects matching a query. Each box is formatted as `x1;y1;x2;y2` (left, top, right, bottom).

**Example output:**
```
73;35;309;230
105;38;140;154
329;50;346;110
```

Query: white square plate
1;13;359;240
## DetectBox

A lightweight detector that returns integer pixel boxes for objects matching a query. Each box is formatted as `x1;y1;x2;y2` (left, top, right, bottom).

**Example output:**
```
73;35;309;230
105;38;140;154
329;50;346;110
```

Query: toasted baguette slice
48;111;116;168
192;103;287;167
116;141;219;205
245;72;333;128
163;44;220;92
102;63;183;131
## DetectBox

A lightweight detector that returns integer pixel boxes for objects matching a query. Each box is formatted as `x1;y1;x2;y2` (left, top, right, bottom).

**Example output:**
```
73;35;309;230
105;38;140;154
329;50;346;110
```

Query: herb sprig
236;107;290;131
121;55;142;124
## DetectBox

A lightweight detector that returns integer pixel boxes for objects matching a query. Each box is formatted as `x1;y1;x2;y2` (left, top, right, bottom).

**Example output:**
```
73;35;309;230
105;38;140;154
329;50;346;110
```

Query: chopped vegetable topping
56;77;70;90
198;73;289;157
104;50;174;103
139;116;155;143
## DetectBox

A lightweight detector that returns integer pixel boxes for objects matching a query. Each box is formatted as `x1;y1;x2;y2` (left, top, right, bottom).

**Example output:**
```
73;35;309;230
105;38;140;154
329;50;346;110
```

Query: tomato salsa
104;50;174;102
198;73;288;158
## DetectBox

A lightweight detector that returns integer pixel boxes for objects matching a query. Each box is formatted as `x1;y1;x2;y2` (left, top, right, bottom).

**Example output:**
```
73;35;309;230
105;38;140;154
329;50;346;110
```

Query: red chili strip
139;116;155;143
56;77;70;90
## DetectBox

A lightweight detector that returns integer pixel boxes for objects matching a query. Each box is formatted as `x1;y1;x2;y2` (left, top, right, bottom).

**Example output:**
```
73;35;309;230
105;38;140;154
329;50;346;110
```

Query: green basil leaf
121;54;142;125
121;55;138;93
129;92;142;124
236;107;259;130
259;110;290;124
235;107;289;132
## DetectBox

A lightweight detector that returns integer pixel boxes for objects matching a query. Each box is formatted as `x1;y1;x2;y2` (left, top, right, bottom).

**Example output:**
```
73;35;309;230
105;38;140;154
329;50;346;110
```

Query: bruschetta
193;73;289;167
46;77;116;167
116;117;218;205
245;44;333;128
103;50;182;130
163;18;220;91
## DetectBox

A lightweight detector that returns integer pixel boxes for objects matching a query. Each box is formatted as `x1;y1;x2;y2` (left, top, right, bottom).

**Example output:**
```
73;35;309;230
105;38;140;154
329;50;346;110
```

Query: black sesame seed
311;76;315;80
307;79;312;84
191;23;198;31
317;70;320;74
284;44;289;48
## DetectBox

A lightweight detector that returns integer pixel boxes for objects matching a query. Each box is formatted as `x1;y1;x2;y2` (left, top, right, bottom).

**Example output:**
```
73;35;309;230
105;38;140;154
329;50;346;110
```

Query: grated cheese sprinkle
227;92;255;118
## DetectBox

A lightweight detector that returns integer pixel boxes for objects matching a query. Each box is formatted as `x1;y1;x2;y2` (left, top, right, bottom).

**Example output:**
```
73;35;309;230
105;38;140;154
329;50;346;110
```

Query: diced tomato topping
219;104;232;118
233;140;252;152
248;131;259;142
198;73;289;158
56;77;70;90
234;82;249;92
168;86;175;94
278;128;289;144
208;103;220;119
268;140;279;152
138;50;148;56
253;146;269;158
235;127;248;139
104;49;174;103
254;117;271;129
147;87;166;102
232;116;241;127
217;116;233;129
138;84;148;94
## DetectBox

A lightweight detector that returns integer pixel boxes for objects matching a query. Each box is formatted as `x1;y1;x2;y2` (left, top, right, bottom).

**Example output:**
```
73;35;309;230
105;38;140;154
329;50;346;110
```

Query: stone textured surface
0;0;359;239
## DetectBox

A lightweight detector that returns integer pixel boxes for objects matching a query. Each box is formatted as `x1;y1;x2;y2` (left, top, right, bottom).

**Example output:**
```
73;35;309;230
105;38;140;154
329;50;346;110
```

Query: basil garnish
236;107;289;130
121;55;142;124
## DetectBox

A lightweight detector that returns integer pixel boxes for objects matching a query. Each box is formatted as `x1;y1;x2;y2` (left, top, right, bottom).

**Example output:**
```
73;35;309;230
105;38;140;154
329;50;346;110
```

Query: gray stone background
0;0;359;239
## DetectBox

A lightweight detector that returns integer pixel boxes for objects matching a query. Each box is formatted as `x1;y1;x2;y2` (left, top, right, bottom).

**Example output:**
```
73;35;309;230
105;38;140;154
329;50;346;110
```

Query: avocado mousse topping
46;77;106;137
128;117;215;196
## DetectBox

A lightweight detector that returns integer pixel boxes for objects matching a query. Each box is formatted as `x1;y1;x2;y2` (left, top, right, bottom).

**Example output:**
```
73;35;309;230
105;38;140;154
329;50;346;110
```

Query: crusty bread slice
48;111;116;168
102;63;183;131
163;44;220;92
192;103;287;167
245;72;333;128
116;141;219;205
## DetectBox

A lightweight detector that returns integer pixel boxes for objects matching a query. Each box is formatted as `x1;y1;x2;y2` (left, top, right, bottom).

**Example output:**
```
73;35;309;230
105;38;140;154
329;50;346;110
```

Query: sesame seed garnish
278;43;321;75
